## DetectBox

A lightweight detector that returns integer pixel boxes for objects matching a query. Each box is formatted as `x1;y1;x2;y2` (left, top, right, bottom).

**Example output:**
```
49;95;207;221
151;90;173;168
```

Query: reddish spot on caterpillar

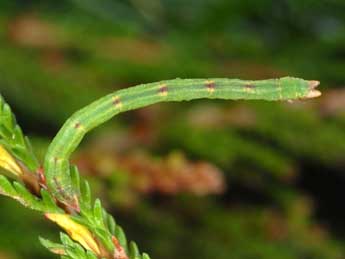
112;96;122;108
244;83;256;93
205;80;215;93
74;122;85;131
158;84;168;96
245;84;255;89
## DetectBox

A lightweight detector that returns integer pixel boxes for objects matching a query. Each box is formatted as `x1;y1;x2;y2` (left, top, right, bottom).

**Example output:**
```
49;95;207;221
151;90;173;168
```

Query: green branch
0;77;320;259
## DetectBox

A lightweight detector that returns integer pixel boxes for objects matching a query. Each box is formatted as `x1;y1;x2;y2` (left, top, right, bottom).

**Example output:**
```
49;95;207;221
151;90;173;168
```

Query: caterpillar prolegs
44;77;320;209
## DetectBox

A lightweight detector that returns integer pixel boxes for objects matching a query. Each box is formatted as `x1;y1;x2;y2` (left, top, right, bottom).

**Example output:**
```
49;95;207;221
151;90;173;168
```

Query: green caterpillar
44;77;320;209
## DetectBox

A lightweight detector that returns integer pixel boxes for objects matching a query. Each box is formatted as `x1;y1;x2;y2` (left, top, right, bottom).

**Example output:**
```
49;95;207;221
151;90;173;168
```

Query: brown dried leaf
7;15;63;49
97;37;172;65
317;88;345;116
0;251;15;259
75;151;226;196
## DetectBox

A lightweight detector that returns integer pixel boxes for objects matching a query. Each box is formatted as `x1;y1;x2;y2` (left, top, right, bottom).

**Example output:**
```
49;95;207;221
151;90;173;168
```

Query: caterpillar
44;77;320;209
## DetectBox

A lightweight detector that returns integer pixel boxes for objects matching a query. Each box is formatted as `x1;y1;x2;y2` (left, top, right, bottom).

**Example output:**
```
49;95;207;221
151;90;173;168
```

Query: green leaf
13;181;41;210
92;228;114;252
0;175;16;196
0;176;44;211
39;236;66;255
129;242;140;259
59;232;99;259
106;212;116;235
80;179;92;210
60;233;75;247
70;165;81;195
0;96;39;171
115;226;128;252
93;199;104;227
0;125;11;139
86;251;98;259
41;189;61;213
13;125;25;145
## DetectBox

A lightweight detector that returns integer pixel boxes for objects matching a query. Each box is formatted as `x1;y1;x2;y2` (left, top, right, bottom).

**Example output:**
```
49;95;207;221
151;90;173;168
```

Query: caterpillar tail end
56;193;80;214
306;80;321;99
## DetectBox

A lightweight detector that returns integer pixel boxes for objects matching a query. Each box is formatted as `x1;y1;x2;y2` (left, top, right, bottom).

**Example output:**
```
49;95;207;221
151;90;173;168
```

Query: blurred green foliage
0;0;345;258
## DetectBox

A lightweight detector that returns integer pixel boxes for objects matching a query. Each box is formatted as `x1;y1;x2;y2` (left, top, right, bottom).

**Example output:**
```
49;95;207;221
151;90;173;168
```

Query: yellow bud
45;213;101;255
0;145;23;177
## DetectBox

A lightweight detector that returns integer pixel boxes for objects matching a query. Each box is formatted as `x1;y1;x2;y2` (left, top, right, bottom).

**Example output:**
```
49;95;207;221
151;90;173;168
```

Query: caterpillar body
44;77;320;209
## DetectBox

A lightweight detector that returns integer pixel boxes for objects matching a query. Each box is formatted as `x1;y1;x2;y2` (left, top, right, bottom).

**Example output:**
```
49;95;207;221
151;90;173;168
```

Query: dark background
0;1;345;258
